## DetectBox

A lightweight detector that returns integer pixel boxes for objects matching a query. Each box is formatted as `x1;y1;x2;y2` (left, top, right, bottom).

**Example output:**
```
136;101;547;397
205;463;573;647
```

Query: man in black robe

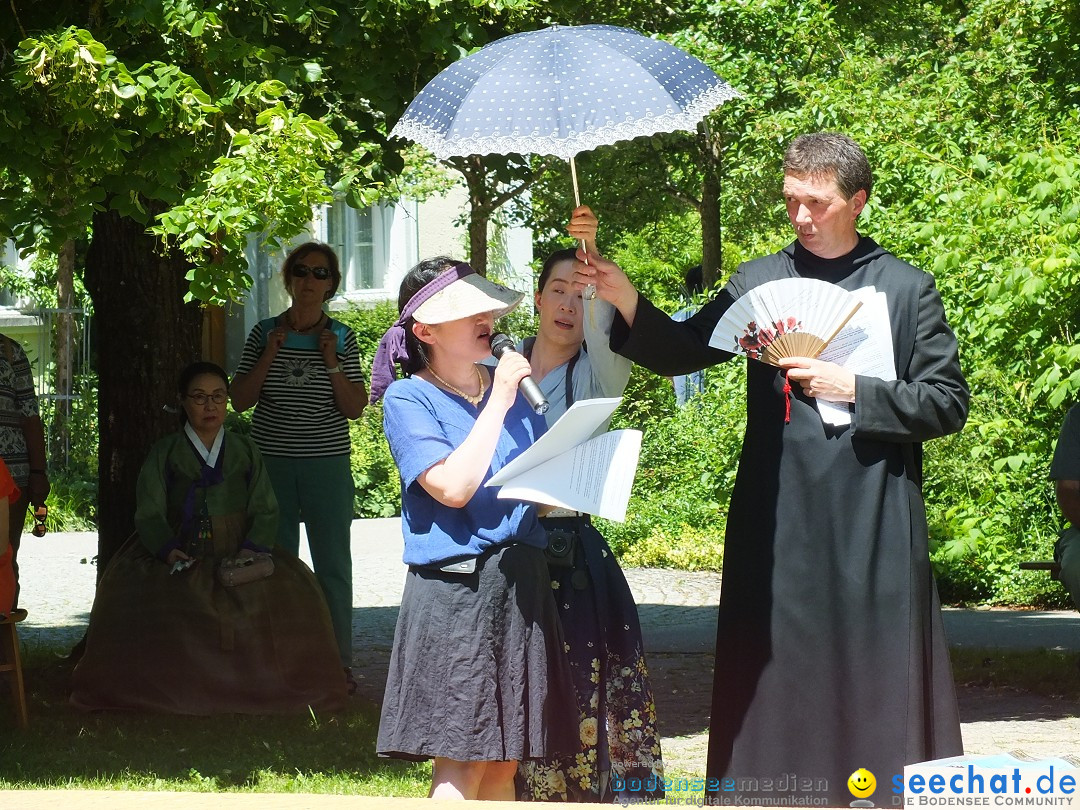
576;133;968;806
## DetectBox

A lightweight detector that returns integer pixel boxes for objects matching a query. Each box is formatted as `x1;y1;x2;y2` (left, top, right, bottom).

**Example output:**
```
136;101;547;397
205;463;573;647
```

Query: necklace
286;310;326;332
428;364;486;406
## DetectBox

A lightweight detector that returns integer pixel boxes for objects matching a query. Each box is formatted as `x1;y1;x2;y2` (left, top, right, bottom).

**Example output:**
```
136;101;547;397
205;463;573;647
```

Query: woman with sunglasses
370;259;578;800
71;362;346;714
231;242;368;690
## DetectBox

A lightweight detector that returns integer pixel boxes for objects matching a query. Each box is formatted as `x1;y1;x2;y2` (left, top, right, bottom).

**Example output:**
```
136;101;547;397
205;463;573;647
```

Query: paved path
13;519;1080;773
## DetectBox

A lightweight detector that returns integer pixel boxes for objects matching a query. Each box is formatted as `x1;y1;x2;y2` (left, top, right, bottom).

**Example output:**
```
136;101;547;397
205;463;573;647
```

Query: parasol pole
570;155;597;326
569;156;591;269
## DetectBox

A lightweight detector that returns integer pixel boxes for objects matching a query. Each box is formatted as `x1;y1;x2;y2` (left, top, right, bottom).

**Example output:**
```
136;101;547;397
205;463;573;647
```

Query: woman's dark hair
177;361;229;424
537;247;578;293
280;241;342;300
397;256;459;375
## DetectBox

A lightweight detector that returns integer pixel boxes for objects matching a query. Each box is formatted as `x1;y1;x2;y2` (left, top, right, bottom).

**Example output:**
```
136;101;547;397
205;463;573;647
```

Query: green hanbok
71;429;346;714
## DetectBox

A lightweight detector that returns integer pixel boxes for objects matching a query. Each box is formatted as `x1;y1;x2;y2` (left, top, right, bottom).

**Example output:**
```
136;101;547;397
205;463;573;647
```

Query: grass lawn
1;645;429;795
3;643;1079;795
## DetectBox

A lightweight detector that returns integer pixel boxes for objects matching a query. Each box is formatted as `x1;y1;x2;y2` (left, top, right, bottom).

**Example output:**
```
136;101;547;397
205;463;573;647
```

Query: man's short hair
783;133;873;201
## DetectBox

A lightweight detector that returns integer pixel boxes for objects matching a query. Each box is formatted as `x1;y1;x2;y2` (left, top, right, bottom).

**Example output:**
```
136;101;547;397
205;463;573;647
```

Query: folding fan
708;278;862;366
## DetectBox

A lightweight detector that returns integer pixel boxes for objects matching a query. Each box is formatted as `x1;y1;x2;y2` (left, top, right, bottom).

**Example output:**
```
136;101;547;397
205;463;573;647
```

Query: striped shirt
235;314;365;458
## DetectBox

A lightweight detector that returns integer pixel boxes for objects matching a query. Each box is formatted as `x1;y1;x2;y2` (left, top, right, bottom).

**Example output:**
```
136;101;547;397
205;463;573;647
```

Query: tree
1;6;348;569
0;0;555;571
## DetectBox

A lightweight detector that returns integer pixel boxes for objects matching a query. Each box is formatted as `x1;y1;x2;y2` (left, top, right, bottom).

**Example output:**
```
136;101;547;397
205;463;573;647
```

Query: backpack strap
564;349;581;409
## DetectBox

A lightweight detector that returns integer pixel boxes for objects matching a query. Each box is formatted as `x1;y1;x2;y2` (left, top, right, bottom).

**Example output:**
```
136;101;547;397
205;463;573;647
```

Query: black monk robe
611;237;968;806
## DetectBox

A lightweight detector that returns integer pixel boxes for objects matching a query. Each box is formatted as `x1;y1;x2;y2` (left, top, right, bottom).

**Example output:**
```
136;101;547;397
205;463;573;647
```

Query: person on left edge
231;242;368;691
0;459;22;615
0;332;49;610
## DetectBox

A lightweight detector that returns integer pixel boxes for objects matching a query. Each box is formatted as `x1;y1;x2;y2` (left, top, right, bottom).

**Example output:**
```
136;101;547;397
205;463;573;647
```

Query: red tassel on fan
783;369;792;424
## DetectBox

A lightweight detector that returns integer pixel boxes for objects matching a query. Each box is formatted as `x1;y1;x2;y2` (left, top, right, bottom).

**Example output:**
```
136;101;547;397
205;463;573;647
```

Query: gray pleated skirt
377;542;580;762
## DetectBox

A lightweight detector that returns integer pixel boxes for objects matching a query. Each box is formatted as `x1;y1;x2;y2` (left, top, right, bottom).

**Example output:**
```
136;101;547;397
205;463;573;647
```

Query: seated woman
71;362;346;714
0;459;20;616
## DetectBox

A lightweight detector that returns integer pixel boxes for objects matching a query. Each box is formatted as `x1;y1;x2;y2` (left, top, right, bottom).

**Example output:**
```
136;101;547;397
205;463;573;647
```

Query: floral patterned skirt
518;517;664;802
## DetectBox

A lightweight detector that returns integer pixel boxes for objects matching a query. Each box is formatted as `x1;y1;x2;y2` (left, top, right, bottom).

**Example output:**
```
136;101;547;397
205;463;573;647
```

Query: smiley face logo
848;768;876;798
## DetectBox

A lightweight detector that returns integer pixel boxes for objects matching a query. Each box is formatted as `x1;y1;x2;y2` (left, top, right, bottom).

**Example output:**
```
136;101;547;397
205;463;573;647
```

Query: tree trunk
462;156;489;277
700;166;721;290
84;207;201;575
698;122;725;289
52;238;76;464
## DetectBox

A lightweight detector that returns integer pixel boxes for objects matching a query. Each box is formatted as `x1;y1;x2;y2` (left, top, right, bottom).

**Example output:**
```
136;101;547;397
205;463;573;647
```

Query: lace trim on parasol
390;83;742;161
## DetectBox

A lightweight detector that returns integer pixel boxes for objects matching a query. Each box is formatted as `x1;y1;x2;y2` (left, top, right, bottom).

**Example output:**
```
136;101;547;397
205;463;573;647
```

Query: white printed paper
486;398;642;522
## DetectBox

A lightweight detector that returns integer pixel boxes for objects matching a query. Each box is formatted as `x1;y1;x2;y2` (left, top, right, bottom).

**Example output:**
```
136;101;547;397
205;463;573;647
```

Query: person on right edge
575;132;969;806
1048;405;1080;612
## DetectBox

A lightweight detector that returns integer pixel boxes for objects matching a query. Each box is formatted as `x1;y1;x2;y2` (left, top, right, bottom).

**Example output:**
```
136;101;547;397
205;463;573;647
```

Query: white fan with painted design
708;278;862;366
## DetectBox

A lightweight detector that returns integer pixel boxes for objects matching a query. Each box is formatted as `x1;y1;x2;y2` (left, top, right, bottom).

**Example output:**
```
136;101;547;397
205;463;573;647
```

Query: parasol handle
570;156;596;304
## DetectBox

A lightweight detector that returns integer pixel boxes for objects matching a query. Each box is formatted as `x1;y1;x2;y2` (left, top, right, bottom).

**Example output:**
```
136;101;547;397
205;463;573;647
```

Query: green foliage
349;404;398;519
39;472;98;533
924;372;1069;607
36;370;99;530
332;303;401;518
598;360;746;571
332;300;399;370
154;103;353;305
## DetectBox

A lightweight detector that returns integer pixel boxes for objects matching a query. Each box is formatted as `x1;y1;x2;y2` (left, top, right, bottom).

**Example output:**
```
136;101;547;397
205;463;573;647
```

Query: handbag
216;552;274;587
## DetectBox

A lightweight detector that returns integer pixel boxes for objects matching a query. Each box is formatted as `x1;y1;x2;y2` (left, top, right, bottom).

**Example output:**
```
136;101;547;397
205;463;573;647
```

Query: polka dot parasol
390;23;741;161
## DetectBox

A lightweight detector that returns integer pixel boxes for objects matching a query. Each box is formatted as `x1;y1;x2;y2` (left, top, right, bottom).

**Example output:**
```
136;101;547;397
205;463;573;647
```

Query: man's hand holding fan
708;278;863;406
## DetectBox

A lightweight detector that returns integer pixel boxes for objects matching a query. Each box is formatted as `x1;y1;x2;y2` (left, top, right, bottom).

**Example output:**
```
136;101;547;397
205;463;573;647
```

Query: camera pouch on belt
544;527;578;569
544;526;589;590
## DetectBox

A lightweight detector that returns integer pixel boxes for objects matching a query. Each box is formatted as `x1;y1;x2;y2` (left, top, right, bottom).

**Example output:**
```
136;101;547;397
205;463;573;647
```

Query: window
326;201;379;291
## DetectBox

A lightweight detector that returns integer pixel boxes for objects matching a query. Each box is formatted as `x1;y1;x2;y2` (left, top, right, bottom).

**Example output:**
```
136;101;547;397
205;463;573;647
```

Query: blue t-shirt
382;375;548;567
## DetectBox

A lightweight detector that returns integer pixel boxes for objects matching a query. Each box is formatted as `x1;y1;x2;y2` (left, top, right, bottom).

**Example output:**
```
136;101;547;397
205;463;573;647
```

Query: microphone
489;333;549;415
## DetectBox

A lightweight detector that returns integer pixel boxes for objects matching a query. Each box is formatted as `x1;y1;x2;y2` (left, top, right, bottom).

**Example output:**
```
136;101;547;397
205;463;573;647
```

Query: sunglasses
292;264;332;280
31;505;47;538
